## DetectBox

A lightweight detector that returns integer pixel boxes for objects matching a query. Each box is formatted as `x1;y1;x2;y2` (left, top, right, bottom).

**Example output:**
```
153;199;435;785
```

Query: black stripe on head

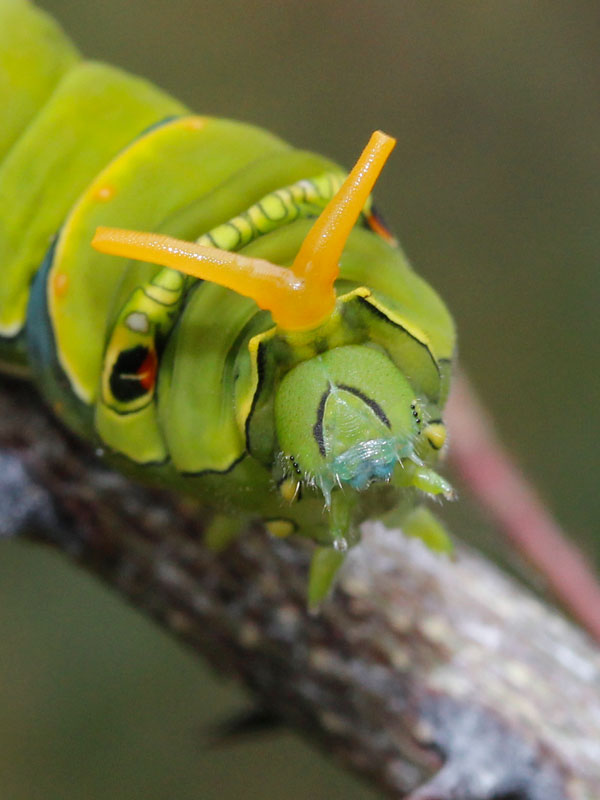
312;386;331;457
336;383;391;428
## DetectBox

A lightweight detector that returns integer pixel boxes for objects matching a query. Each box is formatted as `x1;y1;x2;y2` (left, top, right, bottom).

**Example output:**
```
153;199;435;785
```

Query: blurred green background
1;1;598;797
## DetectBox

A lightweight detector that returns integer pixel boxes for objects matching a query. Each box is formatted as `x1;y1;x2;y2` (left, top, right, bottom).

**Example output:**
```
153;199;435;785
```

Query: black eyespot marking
110;345;155;403
337;384;391;429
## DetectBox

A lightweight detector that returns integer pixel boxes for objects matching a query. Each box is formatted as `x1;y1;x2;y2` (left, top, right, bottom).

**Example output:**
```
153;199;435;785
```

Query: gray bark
1;375;599;800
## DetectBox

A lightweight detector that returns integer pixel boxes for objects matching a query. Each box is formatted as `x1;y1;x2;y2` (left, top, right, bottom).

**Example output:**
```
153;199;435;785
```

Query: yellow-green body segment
2;0;456;603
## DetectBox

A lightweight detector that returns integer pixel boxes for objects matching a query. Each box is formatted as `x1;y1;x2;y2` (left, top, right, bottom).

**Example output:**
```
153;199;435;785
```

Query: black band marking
356;295;441;385
336;383;391;428
244;339;267;457
313;386;331;457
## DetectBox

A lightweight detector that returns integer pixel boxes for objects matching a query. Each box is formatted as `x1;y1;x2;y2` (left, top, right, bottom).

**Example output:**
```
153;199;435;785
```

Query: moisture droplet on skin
334;536;348;553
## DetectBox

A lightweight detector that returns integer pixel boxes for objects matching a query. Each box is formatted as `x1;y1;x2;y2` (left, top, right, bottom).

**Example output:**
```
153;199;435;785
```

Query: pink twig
445;369;600;643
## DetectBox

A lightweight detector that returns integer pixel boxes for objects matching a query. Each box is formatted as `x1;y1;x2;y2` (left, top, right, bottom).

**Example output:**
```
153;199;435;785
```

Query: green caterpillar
1;0;456;604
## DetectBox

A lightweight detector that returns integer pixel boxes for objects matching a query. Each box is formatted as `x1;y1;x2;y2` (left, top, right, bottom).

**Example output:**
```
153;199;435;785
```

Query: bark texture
1;375;599;800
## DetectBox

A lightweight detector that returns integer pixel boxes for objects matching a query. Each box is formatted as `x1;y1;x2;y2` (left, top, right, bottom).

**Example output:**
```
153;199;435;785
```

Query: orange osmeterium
92;130;396;331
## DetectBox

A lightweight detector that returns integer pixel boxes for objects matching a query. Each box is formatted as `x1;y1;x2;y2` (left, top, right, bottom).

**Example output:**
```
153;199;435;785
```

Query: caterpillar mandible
1;0;456;604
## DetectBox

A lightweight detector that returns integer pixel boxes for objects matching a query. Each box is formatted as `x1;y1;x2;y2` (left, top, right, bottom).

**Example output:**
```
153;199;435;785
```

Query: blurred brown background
1;1;598;797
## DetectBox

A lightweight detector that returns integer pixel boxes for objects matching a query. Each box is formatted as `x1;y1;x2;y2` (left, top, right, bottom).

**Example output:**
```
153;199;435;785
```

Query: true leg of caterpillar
392;461;455;499
305;489;360;607
307;506;452;610
308;546;347;609
204;514;245;552
397;505;454;554
308;494;454;607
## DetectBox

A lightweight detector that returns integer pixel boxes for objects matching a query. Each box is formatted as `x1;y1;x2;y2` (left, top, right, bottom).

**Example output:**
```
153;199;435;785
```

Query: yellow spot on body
425;422;447;450
52;272;69;298
279;478;300;504
95;185;115;202
265;519;295;538
53;401;64;415
261;194;287;223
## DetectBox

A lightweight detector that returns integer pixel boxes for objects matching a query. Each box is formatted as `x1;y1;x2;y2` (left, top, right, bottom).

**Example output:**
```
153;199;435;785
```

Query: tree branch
1;375;599;800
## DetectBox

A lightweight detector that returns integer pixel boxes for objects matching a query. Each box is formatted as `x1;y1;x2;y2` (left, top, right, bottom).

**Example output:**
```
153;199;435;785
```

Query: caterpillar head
274;344;420;503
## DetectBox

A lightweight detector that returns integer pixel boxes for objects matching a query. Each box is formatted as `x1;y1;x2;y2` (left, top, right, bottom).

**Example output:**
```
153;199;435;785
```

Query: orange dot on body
52;271;69;298
183;116;206;131
95;185;115;202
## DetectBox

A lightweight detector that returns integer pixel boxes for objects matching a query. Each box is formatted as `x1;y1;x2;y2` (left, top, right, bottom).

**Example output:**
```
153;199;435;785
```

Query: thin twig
446;369;600;642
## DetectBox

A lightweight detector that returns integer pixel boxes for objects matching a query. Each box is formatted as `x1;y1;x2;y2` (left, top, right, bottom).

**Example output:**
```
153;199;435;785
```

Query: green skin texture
1;0;457;603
